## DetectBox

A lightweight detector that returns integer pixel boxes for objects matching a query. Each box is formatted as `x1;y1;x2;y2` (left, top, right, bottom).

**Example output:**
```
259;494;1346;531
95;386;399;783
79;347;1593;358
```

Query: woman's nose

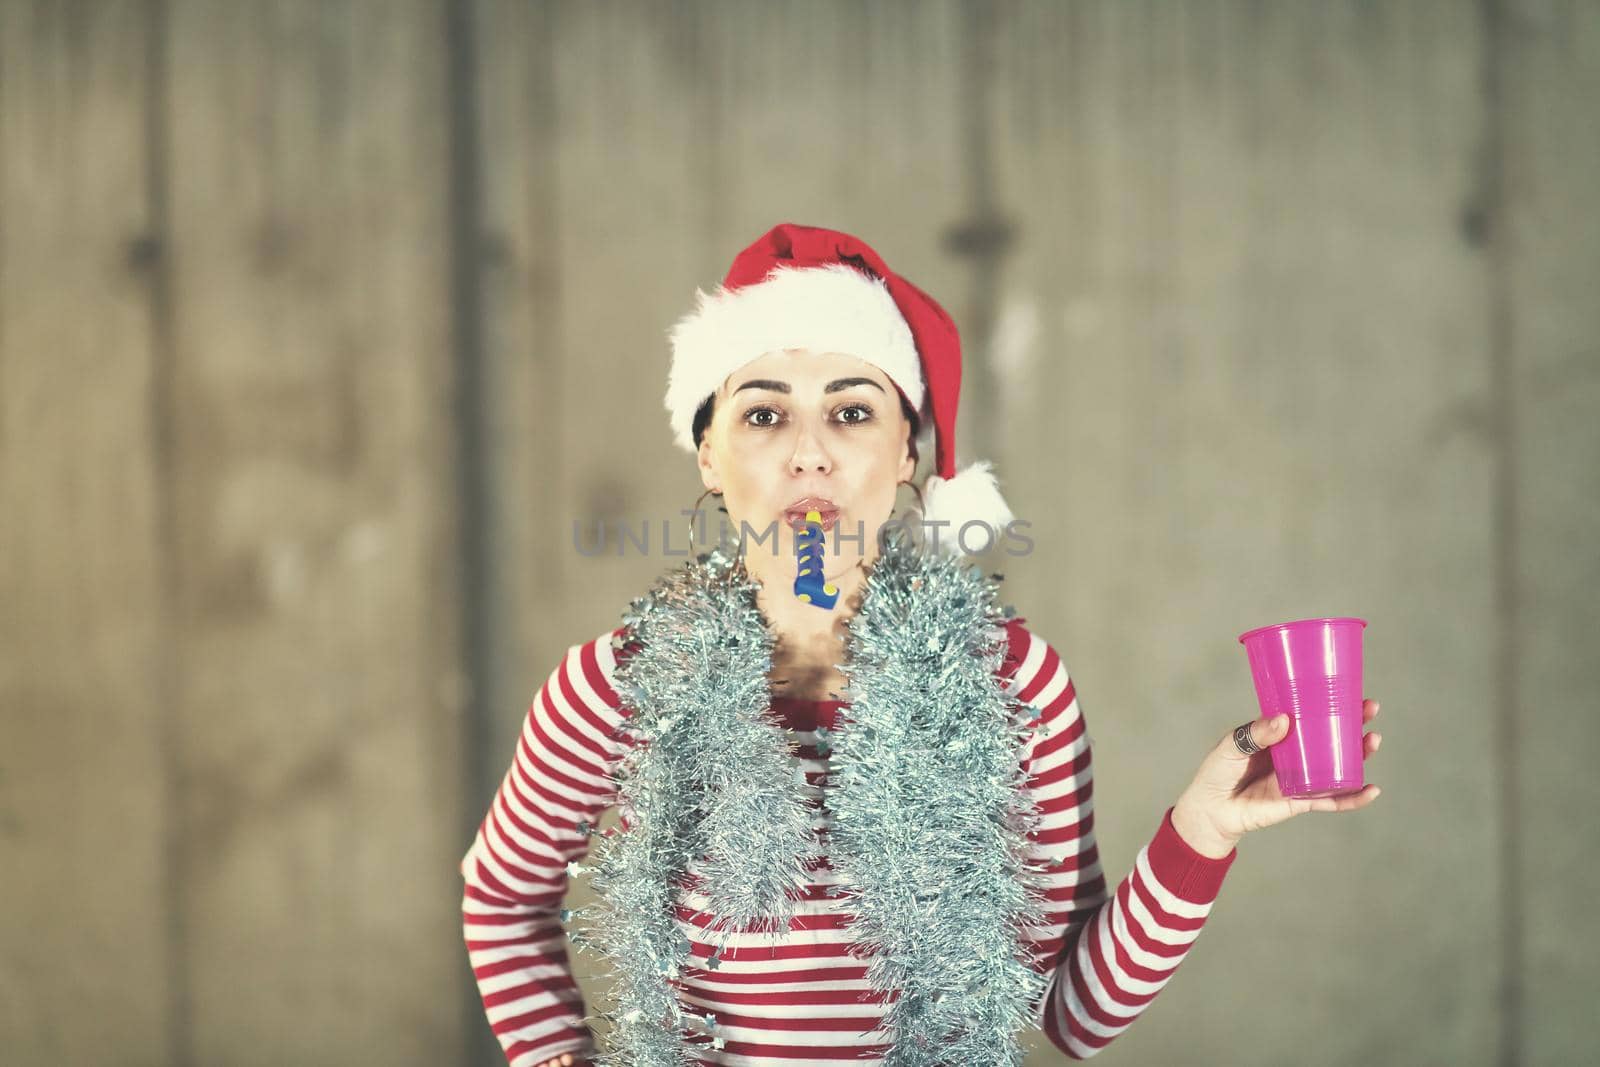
788;422;832;474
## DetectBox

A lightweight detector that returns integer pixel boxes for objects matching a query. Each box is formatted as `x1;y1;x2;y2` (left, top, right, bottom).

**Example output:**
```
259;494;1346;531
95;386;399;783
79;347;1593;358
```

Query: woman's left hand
1171;699;1384;859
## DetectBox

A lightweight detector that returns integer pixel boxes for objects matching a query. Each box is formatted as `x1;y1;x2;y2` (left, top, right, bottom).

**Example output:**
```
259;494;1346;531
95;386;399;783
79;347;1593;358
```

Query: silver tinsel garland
569;528;1054;1065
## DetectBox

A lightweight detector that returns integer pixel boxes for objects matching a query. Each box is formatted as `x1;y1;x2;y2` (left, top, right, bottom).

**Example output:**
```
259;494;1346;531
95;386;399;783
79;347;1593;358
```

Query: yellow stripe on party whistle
793;509;839;609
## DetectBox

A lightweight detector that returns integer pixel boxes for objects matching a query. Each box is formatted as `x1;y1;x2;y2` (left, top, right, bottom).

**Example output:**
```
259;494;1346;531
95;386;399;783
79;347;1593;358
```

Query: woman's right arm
1001;621;1238;1060
459;628;632;1067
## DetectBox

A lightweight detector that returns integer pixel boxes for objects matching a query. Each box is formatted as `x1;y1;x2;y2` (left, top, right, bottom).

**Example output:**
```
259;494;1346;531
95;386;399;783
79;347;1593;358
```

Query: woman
460;223;1383;1067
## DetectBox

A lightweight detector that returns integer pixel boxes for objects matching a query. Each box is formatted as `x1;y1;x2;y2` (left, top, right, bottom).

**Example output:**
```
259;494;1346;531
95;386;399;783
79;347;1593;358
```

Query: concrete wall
2;2;1594;1064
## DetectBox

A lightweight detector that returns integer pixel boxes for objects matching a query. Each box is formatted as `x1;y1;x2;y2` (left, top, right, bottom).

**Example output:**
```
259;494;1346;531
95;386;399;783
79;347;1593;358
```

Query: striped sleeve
1000;620;1237;1060
460;628;632;1067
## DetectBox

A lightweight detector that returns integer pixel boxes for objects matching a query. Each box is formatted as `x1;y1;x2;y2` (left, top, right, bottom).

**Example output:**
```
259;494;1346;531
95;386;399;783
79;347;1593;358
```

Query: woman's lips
784;507;839;532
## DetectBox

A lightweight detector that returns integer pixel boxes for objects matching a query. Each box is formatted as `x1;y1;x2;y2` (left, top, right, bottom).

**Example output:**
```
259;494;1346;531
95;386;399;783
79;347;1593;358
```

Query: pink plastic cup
1237;617;1368;799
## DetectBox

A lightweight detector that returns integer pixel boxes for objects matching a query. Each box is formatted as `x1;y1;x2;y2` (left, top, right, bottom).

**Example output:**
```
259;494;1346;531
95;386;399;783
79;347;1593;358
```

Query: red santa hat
665;222;1012;555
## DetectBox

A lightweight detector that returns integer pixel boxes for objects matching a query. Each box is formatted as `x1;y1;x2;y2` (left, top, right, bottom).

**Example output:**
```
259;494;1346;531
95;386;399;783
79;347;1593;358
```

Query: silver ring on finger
1233;722;1262;756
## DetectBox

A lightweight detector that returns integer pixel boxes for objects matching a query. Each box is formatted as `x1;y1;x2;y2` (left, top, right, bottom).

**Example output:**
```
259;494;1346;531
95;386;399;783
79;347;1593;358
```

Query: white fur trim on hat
919;460;1015;556
665;263;926;452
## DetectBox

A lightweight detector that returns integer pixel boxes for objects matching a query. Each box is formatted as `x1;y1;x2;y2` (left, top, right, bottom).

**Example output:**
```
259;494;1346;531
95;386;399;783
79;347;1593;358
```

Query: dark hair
692;389;923;468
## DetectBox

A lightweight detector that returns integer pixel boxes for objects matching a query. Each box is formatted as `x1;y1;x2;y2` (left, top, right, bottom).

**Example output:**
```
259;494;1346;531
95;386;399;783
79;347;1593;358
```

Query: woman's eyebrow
825;377;887;394
731;377;886;396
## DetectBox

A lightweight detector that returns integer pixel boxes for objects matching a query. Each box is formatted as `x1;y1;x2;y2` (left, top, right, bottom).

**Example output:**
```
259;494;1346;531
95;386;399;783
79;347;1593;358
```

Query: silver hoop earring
690;489;725;549
896;479;925;519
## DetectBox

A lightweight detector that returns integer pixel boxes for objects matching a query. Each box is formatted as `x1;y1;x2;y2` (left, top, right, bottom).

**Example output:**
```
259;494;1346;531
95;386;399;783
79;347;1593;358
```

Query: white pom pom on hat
664;222;1014;556
919;459;1014;549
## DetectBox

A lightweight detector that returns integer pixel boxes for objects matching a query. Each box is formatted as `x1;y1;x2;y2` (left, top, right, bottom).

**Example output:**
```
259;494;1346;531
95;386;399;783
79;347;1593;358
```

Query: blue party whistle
793;510;839;610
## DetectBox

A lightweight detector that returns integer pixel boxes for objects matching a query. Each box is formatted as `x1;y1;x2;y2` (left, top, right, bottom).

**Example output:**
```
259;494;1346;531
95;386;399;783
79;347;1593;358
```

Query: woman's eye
744;406;782;428
741;403;872;428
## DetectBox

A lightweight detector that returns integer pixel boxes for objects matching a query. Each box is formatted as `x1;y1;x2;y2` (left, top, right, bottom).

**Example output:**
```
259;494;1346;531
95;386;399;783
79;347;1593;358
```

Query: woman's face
697;348;917;578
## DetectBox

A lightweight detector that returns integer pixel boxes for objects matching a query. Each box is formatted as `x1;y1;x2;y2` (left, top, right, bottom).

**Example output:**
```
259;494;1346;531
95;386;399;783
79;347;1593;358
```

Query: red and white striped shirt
461;619;1236;1065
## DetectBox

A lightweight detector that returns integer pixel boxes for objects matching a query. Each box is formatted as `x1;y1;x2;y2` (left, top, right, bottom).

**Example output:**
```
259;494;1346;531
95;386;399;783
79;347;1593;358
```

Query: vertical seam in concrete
952;0;1006;468
529;2;567;620
444;1;495;1063
961;0;996;216
0;11;5;441
144;1;191;1064
1478;1;1521;1063
690;2;723;256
